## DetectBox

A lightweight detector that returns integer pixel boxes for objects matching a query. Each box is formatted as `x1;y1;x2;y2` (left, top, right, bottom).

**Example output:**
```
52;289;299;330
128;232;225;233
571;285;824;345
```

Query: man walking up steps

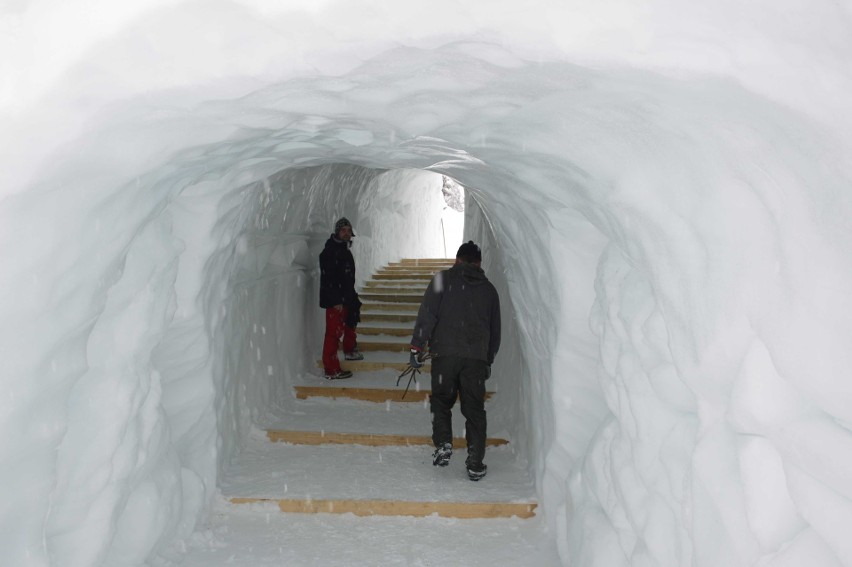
408;241;501;480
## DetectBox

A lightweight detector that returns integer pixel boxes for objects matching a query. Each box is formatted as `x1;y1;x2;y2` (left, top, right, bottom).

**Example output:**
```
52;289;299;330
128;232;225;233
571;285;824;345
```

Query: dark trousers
430;356;488;466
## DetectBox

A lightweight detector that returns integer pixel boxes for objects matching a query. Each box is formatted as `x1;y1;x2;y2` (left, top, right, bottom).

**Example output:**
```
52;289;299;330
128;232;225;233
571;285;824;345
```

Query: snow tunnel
2;2;852;566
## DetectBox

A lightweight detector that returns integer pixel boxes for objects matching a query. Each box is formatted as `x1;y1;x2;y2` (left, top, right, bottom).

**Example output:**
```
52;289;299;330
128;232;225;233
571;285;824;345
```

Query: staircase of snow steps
229;259;538;519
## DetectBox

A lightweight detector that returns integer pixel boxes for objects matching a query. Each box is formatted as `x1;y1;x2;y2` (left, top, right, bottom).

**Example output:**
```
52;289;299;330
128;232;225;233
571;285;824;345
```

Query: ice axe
396;350;432;400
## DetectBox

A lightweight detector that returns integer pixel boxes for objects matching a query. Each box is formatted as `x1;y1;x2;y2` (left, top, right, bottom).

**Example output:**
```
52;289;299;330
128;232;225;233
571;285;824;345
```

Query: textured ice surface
3;1;852;566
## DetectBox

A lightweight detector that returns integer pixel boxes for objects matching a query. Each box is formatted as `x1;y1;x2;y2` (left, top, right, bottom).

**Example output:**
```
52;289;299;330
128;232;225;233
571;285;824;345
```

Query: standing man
409;241;501;481
319;217;364;380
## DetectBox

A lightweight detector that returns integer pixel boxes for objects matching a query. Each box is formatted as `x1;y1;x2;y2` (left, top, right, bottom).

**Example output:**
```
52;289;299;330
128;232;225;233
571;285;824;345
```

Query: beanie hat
334;217;354;236
456;240;482;262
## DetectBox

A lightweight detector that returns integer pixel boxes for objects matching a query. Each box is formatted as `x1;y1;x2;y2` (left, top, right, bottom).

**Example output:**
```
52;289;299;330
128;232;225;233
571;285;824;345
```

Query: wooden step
361;287;427;295
357;340;409;352
374;272;436;278
297;384;495;402
266;430;509;447
357;327;412;337
360;313;417;323
230;497;536;519
296;386;428;402
396;259;454;265
368;272;433;277
376;270;441;276
317;359;422;373
225;434;536;522
380;265;446;271
364;281;428;289
372;273;434;280
360;293;422;304
361;302;418;312
296;386;430;402
366;278;433;286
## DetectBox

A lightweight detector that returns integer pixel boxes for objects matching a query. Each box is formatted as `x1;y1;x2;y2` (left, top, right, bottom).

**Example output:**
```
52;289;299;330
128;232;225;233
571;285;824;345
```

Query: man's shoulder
319;243;342;267
320;238;346;254
484;279;499;297
431;268;453;285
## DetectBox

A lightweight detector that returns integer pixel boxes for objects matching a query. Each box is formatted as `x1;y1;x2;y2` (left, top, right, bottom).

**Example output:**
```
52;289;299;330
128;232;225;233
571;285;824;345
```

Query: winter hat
456;240;482;262
334;217;355;236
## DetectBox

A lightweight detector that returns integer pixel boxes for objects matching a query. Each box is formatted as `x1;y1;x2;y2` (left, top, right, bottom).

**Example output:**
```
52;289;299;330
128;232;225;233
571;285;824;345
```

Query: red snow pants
322;306;357;374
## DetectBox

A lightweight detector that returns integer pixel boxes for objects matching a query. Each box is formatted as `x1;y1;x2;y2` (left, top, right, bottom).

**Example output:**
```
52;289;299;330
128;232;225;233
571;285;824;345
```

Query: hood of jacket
450;262;488;285
324;234;351;249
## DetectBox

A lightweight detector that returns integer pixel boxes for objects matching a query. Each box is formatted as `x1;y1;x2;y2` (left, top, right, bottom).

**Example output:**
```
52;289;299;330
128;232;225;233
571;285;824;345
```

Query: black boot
432;443;452;467
466;458;487;481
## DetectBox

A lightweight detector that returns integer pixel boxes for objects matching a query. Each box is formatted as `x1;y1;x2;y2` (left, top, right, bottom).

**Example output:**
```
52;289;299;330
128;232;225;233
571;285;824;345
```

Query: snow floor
178;370;555;566
268;395;453;436
181;498;561;566
296;365;435;389
285;368;508;439
221;431;534;502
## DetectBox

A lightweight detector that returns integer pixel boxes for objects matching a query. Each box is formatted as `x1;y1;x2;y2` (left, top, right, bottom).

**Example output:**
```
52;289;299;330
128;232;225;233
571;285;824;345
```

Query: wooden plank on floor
357;340;409;352
362;287;427;295
361;302;418;312
376;272;440;278
375;271;440;277
376;264;446;274
360;293;423;303
295;386;430;402
266;430;509;447
317;359;422;372
295;385;494;403
373;273;434;280
364;280;428;288
357;327;412;336
230;497;537;519
397;259;454;264
360;313;417;323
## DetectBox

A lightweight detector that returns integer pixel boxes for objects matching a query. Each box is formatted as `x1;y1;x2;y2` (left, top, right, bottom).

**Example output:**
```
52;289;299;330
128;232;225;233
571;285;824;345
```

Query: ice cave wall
3;1;852;566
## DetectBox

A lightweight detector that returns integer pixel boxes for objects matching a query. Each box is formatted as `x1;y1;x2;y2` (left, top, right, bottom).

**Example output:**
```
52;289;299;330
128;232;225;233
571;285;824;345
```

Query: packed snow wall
205;164;451;469
3;1;852;566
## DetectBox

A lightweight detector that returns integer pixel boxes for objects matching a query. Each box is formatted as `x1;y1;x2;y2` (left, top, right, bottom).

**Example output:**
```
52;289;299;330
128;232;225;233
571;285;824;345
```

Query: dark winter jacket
411;262;501;364
319;235;358;310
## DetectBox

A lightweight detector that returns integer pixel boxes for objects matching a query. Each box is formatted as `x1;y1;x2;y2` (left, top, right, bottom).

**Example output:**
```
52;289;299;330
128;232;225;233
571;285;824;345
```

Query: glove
409;348;424;369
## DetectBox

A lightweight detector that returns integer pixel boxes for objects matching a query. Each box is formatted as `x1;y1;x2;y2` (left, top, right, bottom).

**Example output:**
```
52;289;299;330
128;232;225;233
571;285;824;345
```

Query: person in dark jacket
319;217;363;380
409;240;501;480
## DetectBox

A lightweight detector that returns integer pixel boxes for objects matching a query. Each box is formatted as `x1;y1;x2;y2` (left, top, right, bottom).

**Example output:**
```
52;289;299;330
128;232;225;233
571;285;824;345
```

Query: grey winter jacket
411;262;501;364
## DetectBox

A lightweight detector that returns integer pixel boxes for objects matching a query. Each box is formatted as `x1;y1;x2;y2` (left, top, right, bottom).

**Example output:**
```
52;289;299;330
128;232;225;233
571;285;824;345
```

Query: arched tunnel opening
3;10;852;565
198;161;543;468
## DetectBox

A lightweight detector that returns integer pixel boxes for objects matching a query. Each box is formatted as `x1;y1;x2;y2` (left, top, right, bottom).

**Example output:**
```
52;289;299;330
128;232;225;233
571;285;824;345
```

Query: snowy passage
2;1;852;566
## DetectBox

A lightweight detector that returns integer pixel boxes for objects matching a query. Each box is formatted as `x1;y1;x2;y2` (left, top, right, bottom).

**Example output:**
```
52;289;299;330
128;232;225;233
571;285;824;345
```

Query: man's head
455;240;482;265
334;217;354;241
